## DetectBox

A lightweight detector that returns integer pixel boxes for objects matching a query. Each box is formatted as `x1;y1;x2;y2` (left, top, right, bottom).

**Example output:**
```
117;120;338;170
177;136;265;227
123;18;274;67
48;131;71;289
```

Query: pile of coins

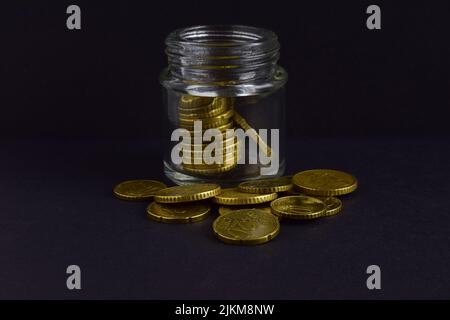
173;94;273;177
177;95;238;175
113;169;358;245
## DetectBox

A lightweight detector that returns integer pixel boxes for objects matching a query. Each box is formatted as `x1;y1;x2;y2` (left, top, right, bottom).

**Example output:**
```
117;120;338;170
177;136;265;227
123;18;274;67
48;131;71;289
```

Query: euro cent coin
154;183;221;203
113;179;167;201
317;196;342;216
270;195;327;220
213;209;280;245
213;187;277;205
238;176;293;193
146;201;210;223
292;169;358;196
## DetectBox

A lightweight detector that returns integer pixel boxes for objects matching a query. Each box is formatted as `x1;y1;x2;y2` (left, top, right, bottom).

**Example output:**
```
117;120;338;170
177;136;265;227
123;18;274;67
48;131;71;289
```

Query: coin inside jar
178;95;214;109
179;108;234;129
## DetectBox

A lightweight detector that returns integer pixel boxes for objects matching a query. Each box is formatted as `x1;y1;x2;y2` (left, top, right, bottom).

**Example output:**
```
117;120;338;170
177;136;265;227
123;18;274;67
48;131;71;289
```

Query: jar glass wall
160;25;287;186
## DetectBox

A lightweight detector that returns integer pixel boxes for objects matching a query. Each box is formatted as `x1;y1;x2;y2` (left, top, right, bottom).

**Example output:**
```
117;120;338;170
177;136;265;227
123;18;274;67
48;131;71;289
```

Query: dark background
1;0;449;139
1;1;450;300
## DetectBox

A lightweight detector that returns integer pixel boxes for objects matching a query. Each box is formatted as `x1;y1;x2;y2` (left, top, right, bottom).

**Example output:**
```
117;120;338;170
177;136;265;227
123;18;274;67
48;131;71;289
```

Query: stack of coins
177;95;238;175
113;169;358;245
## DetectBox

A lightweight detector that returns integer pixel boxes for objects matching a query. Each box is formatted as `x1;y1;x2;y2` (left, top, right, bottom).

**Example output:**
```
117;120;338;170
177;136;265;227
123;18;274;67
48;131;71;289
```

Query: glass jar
160;25;287;186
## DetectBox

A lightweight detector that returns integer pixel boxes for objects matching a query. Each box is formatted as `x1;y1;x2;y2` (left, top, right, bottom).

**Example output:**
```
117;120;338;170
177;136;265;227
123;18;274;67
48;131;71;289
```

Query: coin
146;201;210;223
238;176;293;193
181;150;237;167
179;143;237;159
218;205;272;215
233;111;272;157
182;158;238;167
317;196;342;216
213;187;277;205
179;108;234;128
183;162;237;175
178;102;227;118
154;183;221;203
181;156;237;167
113;179;167;201
186;120;234;134
212;97;235;109
179;116;232;130
179;108;226;119
213;209;280;245
270;195;327;220
180;134;237;152
179;95;213;109
292;169;358;196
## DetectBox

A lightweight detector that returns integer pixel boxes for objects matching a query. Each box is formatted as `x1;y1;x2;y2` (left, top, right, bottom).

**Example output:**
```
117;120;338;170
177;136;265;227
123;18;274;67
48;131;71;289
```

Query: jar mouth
169;25;276;47
164;25;282;89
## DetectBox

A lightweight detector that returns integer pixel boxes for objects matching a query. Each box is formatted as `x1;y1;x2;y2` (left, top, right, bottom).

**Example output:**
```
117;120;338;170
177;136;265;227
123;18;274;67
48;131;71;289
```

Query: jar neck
165;25;280;85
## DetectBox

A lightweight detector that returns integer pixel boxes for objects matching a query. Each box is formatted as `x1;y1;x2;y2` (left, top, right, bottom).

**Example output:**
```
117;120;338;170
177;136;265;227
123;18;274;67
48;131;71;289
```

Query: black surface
1;137;449;299
1;0;450;299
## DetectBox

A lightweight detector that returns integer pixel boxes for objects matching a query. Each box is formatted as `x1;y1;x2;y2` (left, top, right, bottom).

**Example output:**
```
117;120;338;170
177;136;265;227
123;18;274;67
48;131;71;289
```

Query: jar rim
166;25;278;47
162;25;287;97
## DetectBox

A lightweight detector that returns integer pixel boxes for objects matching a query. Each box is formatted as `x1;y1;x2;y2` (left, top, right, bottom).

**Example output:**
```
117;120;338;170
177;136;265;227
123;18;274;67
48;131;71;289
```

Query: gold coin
180;143;237;159
182;161;237;170
218;205;272;215
113;179;167;201
176;137;237;156
179;95;213;109
180;135;237;150
179;107;226;119
292;169;358;196
146;201;210;223
238;176;293;193
181;155;237;166
213;209;280;245
317;196;342;217
179;117;232;130
212;97;235;109
185;120;234;134
183;162;237;175
213;187;277;205
270;195;327;220
182;159;236;169
233;111;272;157
203;108;234;123
154;183;221;203
179;108;234;127
179;102;227;118
181;150;237;167
178;96;232;113
182;160;237;170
